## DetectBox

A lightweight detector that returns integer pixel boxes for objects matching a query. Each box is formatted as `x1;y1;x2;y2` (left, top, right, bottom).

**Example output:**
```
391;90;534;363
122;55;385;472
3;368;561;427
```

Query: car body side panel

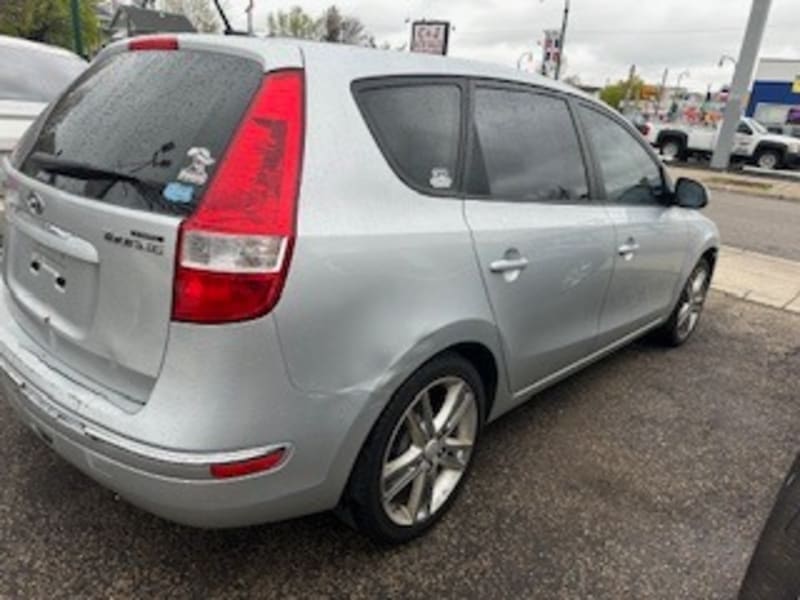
272;46;506;406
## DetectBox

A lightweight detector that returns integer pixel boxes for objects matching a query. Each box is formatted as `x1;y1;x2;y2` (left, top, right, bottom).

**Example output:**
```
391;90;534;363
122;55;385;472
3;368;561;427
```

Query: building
746;58;800;136
107;5;196;42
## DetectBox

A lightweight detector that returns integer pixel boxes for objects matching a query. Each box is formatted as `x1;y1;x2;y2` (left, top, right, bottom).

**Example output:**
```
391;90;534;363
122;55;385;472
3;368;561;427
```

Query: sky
222;0;800;92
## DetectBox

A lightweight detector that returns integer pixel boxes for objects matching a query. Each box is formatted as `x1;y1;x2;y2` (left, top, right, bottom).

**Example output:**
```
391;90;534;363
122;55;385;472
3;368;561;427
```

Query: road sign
410;21;451;56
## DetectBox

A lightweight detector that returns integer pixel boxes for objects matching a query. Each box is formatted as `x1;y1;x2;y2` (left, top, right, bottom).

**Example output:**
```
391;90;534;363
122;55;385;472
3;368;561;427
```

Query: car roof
0;35;86;63
104;34;596;105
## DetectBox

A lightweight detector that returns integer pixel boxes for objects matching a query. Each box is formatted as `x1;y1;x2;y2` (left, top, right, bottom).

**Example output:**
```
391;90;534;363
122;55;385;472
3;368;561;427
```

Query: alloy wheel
676;265;709;340
380;376;478;527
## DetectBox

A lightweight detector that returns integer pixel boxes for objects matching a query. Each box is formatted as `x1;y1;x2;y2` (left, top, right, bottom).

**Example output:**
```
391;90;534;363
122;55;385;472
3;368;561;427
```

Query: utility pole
711;0;773;170
245;0;254;35
657;67;669;115
69;0;84;57
554;0;570;80
622;64;636;113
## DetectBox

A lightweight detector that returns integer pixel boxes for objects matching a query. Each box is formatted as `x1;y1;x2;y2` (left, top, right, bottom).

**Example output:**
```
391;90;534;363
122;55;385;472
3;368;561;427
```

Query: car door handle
489;257;529;273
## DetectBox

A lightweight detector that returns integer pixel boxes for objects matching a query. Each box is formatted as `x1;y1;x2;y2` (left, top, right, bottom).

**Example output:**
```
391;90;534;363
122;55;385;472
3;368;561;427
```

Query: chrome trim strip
513;318;663;401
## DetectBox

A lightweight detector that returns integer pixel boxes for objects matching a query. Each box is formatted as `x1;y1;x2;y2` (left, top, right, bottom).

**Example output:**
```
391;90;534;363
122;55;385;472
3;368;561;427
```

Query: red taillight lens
210;448;287;479
128;36;178;51
172;69;305;324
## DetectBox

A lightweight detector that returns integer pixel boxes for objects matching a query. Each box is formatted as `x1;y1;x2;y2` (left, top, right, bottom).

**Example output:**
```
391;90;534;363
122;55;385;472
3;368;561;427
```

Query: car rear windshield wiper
28;151;184;215
30;152;146;186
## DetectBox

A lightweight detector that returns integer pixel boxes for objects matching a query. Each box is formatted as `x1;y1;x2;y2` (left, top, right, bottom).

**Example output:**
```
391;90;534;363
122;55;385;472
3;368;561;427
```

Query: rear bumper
0;288;375;528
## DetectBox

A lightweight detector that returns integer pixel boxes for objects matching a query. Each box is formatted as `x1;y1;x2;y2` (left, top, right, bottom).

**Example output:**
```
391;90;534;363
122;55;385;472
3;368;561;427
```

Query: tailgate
1;44;267;402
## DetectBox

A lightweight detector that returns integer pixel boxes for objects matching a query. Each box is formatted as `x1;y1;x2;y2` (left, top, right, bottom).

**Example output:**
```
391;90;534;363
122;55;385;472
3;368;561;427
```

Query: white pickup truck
643;116;800;170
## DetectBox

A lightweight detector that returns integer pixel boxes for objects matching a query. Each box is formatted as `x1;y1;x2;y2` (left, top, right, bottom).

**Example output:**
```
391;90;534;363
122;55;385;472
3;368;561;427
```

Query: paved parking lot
1;292;798;599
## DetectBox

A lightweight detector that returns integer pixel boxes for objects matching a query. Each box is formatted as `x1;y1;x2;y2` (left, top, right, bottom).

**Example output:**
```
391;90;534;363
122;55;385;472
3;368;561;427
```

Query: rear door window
467;86;589;202
354;81;462;194
18;50;262;216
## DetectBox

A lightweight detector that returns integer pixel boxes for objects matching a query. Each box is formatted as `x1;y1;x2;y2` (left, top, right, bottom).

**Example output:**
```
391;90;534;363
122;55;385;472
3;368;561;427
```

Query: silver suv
0;35;719;543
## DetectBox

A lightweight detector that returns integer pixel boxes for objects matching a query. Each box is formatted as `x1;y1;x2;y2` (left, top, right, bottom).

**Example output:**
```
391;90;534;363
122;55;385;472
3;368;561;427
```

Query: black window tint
468;87;588;202
737;121;753;135
357;84;461;193
578;106;664;205
20;51;262;216
0;46;85;102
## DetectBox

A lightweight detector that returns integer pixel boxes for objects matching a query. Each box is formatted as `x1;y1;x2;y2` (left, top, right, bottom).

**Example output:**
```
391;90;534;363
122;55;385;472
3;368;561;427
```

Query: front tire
341;353;485;544
657;259;711;346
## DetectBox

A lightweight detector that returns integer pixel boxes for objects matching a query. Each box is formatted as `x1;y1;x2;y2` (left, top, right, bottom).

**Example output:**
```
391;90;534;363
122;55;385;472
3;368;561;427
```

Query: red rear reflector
210;448;287;479
129;37;178;51
172;69;305;324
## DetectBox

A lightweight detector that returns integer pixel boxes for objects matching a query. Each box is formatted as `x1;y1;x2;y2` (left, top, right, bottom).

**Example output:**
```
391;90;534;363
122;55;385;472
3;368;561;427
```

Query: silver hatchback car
0;35;719;543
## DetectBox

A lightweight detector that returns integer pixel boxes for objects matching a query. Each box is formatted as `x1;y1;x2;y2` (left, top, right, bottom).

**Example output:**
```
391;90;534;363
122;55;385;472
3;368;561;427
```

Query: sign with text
410;21;450;55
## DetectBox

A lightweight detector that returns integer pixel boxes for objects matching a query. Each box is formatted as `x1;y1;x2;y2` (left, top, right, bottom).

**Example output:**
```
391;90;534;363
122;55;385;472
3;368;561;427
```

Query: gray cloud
229;0;799;91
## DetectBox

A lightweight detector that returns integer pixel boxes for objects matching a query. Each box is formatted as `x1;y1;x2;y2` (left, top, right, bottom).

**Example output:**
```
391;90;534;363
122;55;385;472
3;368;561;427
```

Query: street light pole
711;0;773;170
69;0;84;57
554;0;570;80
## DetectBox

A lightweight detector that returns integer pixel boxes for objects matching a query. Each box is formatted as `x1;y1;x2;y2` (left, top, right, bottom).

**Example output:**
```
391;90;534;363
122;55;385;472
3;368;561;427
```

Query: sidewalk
670;165;800;202
713;245;800;314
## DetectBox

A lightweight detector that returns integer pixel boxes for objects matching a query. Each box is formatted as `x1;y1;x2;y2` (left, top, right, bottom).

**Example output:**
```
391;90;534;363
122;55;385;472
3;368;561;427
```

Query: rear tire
340;352;485;544
755;149;781;170
656;259;711;347
659;137;684;161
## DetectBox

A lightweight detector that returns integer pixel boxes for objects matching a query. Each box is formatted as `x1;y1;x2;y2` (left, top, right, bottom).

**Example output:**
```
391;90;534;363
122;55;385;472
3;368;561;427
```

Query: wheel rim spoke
420;391;436;439
383;446;423;481
406;410;427;446
383;457;424;503
405;469;427;522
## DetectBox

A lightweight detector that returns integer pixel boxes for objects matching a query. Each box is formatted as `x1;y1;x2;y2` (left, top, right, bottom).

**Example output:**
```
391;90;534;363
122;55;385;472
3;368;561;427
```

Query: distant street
705;191;800;262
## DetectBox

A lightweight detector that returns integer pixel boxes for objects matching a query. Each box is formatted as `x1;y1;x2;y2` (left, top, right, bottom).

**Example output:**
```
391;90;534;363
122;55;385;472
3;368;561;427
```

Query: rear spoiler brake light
128;37;179;51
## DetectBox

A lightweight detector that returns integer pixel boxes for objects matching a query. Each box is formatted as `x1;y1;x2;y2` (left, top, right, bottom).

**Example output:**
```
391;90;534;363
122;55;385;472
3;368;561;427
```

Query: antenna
211;0;242;35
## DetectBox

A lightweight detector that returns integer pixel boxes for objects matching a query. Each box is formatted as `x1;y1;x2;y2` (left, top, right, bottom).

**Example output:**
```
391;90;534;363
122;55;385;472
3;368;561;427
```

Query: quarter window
578;105;664;205
356;83;462;193
467;87;588;202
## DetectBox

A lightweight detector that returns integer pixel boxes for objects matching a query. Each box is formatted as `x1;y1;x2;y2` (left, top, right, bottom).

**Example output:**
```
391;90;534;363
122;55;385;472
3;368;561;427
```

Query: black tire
655;258;711;347
659;137;685;161
754;148;782;170
339;352;485;544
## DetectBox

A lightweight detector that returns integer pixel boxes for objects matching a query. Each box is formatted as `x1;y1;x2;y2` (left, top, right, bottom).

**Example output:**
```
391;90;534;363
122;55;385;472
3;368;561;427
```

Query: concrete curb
712;245;800;314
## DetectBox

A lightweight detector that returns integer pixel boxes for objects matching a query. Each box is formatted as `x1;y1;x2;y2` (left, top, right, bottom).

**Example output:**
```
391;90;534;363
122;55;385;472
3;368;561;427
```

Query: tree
266;5;371;46
267;6;319;40
319;5;367;45
599;75;644;110
0;0;101;55
161;0;222;33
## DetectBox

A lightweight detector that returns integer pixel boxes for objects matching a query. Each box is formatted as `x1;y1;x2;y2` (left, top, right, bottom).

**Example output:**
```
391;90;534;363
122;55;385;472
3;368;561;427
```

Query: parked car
643;116;800;170
0;35;720;544
0;36;86;190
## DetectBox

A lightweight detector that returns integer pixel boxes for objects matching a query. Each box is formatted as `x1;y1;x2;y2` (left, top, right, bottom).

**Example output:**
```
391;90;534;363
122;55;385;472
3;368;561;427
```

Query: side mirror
673;177;708;209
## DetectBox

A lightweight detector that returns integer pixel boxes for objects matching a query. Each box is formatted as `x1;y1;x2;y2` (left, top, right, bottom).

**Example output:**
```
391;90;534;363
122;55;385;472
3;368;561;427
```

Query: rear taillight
128;36;178;51
172;69;305;324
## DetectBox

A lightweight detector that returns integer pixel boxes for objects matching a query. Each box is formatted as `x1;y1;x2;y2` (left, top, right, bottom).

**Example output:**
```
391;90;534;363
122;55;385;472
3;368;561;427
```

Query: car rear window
354;82;461;194
0;46;85;102
18;50;262;216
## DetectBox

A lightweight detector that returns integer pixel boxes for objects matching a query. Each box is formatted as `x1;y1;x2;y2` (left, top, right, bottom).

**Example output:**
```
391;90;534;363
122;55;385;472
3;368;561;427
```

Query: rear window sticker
163;181;195;204
430;167;453;189
177;147;215;186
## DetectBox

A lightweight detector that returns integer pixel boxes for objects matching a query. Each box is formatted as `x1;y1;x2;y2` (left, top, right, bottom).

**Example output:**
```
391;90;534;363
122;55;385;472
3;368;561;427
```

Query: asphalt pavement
704;190;800;262
1;292;798;599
